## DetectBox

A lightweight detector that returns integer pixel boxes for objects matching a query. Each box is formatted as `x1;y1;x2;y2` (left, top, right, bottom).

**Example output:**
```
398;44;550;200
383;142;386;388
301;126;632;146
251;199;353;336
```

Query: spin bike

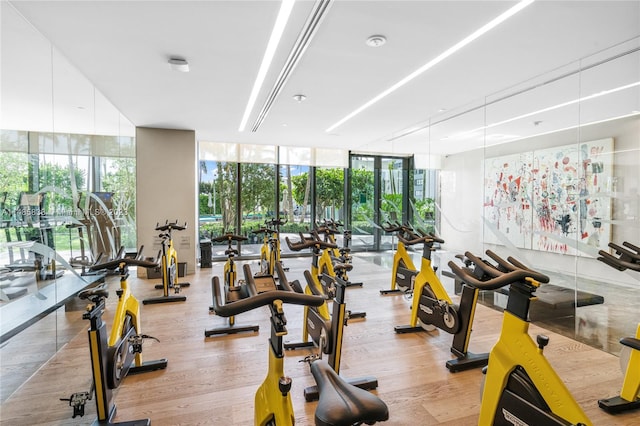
210;268;389;426
204;232;259;337
252;218;288;276
286;231;366;319
279;264;379;401
315;219;362;287
379;222;419;295
62;257;168;425
596;241;640;414
392;230;488;372
449;251;592;426
143;220;190;305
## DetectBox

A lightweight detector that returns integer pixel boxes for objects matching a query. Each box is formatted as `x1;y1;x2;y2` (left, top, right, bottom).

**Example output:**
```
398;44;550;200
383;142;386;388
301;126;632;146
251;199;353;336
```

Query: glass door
349;154;410;251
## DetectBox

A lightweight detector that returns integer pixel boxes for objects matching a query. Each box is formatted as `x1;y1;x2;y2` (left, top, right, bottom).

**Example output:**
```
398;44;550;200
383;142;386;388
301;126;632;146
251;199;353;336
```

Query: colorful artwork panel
483;153;533;249
531;138;613;254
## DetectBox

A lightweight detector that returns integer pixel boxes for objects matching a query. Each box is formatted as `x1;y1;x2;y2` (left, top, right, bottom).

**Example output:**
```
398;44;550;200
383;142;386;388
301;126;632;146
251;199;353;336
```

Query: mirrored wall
0;2;136;402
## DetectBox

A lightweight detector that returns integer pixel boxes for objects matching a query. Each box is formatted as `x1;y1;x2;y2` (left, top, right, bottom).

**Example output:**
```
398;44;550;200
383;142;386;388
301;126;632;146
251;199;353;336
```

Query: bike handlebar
285;230;338;251
266;218;287;227
89;257;159;272
598;241;640;272
251;227;271;235
484;250;550;283
448;259;539;291
155;220;187;232
448;250;549;291
210;276;325;317
211;233;248;243
397;231;444;246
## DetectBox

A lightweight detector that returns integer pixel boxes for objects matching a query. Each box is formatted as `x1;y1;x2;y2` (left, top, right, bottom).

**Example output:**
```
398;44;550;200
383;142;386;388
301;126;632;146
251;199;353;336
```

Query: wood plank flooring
0;256;638;425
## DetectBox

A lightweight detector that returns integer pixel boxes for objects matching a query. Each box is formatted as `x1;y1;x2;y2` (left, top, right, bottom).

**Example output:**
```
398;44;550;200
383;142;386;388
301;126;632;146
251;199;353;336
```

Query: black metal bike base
204;324;259;337
142;295;187;304
394;325;428;334
154;282;190;290
598;395;640;414
128;359;168;375
445;352;488;373
380;288;403;295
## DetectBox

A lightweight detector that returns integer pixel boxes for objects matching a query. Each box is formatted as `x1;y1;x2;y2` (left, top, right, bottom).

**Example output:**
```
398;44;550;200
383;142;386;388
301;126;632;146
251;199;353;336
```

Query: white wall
440;115;640;286
136;127;197;276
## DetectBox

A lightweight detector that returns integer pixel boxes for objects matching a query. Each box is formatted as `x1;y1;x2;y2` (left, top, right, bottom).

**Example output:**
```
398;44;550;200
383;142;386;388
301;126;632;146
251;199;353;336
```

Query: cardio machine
379;222;418;295
596;241;640;414
252;218;288;276
278;263;379;401
210;268;389;426
449;251;592;426
204;232;259;337
286;231;366;320
62;257;168;425
315;219;362;287
143;220;190;305
392;230;488;372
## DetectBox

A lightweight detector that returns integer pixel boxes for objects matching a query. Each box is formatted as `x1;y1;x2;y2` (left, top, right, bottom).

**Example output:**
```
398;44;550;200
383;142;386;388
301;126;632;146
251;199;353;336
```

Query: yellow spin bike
252;218;287;276
62;256;168;424
205;232;259;337
449;251;592;425
143;220;190;305
597;241;640;414
210;266;388;426
379;221;419;295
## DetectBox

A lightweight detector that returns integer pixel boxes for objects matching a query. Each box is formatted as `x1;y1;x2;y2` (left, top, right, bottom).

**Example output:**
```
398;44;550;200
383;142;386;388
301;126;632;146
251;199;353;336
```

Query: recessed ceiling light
168;58;189;72
366;35;387;47
293;94;307;102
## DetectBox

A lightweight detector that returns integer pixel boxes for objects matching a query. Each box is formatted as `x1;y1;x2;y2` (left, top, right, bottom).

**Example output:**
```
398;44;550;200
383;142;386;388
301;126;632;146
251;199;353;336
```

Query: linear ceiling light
239;0;296;132
325;0;535;133
451;80;640;139
251;0;333;132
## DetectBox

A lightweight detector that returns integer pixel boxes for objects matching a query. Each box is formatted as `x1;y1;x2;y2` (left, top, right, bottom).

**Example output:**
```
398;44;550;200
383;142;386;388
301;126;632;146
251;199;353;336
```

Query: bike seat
78;283;109;301
620;337;640;351
311;359;389;426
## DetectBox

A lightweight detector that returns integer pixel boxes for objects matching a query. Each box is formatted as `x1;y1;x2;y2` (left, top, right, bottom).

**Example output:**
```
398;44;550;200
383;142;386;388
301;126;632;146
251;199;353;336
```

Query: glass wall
437;37;640;355
198;143;349;259
0;3;136;402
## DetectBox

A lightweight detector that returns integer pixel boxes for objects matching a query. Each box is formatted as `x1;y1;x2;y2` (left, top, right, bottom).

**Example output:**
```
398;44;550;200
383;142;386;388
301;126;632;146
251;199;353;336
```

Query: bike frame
390;239;416;292
255;340;295;426
407;247;453;329
108;274;144;368
479;279;592;425
161;234;179;290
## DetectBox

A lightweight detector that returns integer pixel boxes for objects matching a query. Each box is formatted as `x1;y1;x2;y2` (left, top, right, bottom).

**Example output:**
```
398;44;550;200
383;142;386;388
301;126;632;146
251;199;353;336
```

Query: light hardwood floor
0;256;637;425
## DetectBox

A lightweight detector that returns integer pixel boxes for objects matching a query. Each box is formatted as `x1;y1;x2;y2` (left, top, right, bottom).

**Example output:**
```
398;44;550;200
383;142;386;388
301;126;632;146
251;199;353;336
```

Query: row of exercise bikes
61;215;639;425
379;221;640;425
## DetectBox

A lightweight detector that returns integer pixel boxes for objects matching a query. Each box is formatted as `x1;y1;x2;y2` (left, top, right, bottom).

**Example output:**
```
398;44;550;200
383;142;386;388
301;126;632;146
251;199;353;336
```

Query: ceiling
2;1;639;157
